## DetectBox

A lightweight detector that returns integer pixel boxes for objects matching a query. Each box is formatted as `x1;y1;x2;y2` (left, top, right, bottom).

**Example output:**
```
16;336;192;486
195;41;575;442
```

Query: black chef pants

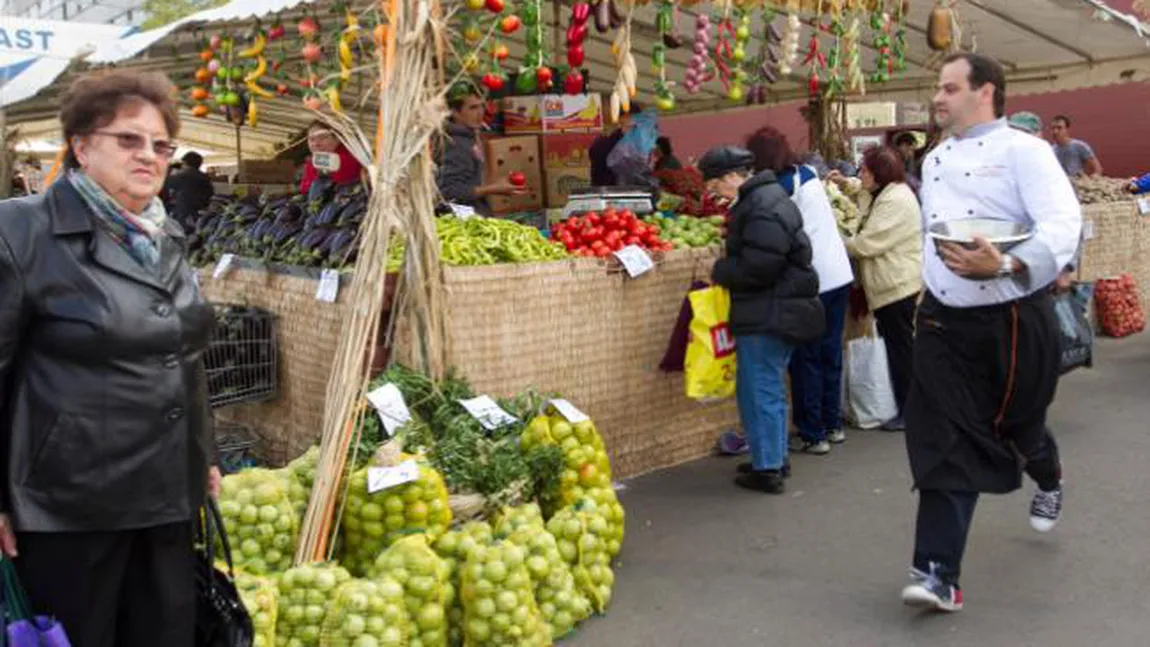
913;429;1061;588
14;522;196;647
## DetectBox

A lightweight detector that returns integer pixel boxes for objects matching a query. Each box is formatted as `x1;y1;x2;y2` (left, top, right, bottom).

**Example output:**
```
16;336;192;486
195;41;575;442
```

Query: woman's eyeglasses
92;131;178;159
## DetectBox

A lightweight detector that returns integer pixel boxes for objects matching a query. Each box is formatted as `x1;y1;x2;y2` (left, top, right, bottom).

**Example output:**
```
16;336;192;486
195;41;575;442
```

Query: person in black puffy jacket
700;146;825;494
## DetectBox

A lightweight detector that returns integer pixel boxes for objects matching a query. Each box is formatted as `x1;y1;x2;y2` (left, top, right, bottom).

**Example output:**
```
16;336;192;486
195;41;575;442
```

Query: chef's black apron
904;290;1062;494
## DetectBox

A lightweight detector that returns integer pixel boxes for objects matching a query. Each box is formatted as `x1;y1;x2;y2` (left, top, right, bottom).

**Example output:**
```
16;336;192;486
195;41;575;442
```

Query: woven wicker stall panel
1078;201;1149;303
442;248;739;480
196;266;347;464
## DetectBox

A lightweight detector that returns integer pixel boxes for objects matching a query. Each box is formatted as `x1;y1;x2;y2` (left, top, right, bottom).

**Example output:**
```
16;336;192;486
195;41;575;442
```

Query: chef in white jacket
900;52;1081;614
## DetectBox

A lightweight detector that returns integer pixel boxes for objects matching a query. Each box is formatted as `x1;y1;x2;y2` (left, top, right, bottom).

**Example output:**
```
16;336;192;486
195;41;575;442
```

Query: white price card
1137;196;1150;216
550;399;589;424
613;245;655;278
311;151;342;173
315;269;340;303
367;460;420;494
365;383;413;437
449;203;478;220
1082;220;1095;241
212;253;235;280
459;395;518;431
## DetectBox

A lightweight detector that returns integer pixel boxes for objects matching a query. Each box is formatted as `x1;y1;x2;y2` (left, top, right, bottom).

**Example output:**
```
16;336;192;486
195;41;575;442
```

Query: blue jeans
789;285;849;443
736;334;795;471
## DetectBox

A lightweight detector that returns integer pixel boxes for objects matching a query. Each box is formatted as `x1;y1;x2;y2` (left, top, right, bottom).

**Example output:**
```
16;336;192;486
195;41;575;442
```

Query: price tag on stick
315;269;340;302
1138;196;1150;216
367;460;420;494
459;395;518;431
613;245;655;278
365;383;413;437
550;399;589;423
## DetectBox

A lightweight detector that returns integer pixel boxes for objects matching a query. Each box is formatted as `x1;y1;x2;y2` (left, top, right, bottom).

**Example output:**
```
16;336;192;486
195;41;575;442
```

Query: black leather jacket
0;180;216;532
712;170;825;343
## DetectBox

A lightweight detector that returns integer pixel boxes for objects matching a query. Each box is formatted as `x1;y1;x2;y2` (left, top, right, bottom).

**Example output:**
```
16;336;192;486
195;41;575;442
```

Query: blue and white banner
0;17;134;108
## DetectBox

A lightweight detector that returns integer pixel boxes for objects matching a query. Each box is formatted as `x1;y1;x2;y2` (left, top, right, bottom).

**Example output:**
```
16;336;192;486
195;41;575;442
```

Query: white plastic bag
844;325;897;429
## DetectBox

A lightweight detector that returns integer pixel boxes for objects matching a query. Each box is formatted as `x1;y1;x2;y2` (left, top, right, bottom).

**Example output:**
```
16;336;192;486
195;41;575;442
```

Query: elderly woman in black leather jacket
0;70;218;647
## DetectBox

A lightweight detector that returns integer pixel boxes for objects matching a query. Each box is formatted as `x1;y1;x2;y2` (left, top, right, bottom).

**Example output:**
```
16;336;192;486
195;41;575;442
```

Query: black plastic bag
195;499;254;647
1054;282;1094;375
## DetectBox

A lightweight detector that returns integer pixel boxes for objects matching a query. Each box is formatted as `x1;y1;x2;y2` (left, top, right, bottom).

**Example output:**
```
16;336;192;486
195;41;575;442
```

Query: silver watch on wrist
998;254;1015;277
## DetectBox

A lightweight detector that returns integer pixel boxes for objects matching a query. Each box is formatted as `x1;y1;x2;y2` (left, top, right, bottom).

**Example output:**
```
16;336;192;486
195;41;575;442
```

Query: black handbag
195;499;254;647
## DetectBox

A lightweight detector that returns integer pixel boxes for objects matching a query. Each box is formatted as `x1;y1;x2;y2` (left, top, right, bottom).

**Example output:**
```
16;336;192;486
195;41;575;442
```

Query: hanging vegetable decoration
892;0;908;72
746;5;781;104
777;9;802;76
239;25;272;126
802;3;827;97
821;0;846;99
190;31;215;118
652;0;677;110
297;13;326;108
592;0;624;34
844;9;866;95
682;13;712;95
870;2;894;84
565;2;590;94
608;2;638;123
516;0;549;94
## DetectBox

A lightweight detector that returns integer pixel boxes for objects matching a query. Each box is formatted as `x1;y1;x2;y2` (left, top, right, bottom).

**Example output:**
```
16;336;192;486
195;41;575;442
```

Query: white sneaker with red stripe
901;566;963;613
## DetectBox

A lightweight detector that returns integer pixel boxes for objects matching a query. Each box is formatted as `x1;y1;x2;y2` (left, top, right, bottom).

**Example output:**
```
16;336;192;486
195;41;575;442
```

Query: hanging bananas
238;29;267;58
247;98;259;127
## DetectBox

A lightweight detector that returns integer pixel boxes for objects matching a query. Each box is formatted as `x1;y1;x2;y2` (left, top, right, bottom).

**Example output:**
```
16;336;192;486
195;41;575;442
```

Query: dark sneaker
737;461;791;478
1030;484;1063;532
901;566;963;612
735;470;786;494
827;429;847;444
881;416;906;431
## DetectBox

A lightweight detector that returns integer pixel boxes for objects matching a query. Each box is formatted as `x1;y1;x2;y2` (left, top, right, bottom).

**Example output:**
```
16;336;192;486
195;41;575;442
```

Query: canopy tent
3;0;1148;159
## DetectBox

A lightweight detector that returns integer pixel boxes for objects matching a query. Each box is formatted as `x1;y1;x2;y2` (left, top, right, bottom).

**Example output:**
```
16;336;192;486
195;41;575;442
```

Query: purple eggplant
594;0;610;33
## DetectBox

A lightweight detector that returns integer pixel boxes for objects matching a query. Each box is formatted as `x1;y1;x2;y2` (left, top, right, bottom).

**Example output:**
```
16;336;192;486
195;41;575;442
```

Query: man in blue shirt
1050;114;1102;177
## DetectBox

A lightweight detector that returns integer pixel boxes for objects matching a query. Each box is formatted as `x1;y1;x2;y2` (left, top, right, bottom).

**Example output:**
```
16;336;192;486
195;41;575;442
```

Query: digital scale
562;186;655;219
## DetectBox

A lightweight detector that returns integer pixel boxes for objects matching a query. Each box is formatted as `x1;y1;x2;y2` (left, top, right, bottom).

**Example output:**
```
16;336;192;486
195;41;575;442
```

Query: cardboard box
485;135;544;214
542;133;598;170
541;94;603;132
501;96;543;134
238;159;297;184
544;166;592;209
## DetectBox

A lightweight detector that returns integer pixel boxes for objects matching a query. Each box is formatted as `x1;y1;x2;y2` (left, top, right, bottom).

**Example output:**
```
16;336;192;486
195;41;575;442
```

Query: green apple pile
319;577;411;647
497;504;591;641
340;461;453;577
546;504;615;613
433;522;494;647
217;468;299;575
370;534;451;647
460;540;550;647
644;214;725;249
235;570;278;647
275;563;352;647
522;416;612;511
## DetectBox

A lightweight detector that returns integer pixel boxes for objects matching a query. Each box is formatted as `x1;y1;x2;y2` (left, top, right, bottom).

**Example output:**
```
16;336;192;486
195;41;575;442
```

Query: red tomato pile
550;208;674;257
1094;273;1146;337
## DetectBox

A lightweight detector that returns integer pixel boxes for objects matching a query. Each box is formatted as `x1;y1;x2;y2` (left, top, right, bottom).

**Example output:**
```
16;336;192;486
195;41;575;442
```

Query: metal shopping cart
204;304;279;473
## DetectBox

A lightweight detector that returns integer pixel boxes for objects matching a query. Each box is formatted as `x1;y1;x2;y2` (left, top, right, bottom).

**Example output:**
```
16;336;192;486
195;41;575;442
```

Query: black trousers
14;522;196;647
914;429;1062;586
874;294;918;415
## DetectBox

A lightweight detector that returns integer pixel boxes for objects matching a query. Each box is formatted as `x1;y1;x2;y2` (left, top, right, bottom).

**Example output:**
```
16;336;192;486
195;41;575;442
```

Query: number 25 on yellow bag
684;286;736;401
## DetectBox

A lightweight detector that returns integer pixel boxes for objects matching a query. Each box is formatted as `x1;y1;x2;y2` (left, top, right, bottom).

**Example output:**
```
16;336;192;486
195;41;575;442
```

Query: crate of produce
205;304;279;408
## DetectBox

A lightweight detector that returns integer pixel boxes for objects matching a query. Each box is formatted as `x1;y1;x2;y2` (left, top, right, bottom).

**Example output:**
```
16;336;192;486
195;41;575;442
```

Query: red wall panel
657;82;1150;178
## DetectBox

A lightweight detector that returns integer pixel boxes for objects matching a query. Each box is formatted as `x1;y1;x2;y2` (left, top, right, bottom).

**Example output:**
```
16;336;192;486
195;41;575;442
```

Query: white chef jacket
920;118;1082;308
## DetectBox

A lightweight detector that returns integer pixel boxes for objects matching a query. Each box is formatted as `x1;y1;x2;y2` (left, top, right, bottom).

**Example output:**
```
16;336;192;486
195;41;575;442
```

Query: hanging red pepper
809;68;820;96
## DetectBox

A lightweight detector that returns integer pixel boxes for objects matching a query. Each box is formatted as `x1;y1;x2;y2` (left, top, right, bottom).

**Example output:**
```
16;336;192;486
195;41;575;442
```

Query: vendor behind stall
299;121;364;194
436;89;521;215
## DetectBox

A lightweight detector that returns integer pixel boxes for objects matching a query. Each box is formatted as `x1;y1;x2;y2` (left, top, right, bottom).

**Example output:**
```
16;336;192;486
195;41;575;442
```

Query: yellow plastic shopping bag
684;285;737;400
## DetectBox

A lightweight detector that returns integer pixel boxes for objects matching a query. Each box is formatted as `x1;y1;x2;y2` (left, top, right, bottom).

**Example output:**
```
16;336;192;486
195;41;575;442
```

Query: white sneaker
827;429;846;444
1029;484;1063;533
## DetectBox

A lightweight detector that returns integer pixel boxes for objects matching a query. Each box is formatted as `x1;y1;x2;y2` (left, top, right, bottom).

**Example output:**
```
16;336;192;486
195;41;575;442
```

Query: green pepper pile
387;217;568;271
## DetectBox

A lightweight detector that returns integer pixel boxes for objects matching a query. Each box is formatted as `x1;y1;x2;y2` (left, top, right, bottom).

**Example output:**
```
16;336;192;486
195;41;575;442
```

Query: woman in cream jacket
834;146;923;430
